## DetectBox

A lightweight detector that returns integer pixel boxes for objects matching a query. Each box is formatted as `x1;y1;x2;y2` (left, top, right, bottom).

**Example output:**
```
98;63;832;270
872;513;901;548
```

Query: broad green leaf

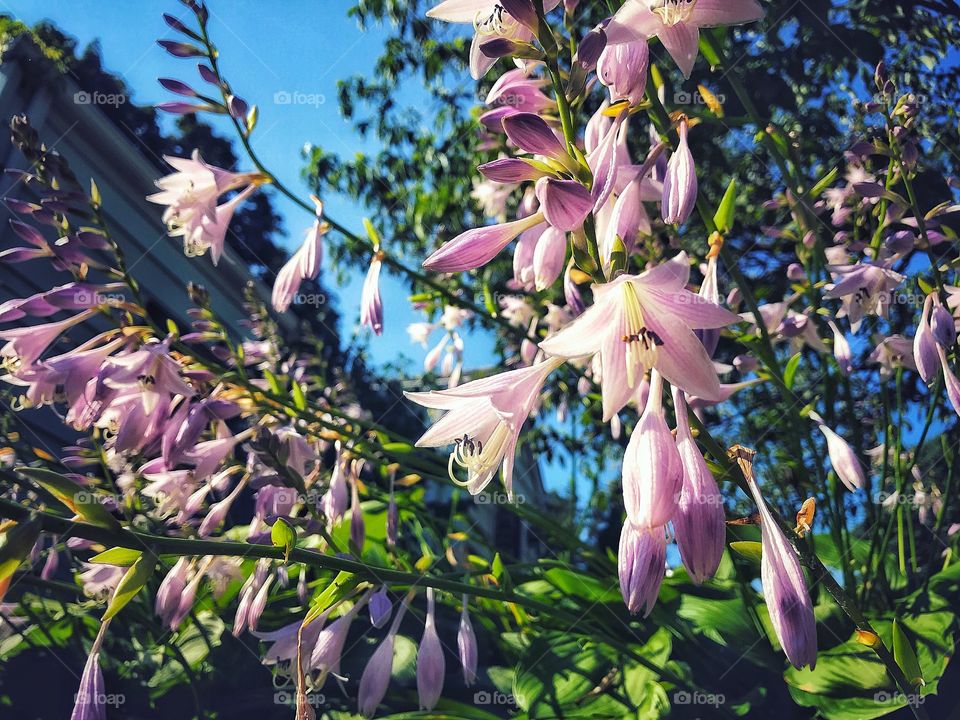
892;619;923;687
16;467;120;530
543;568;621;604
103;554;156;621
730;541;763;563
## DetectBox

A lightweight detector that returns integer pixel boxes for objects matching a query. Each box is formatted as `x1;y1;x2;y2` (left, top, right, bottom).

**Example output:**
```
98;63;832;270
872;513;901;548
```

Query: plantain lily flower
406;357;564;498
540;252;738;420
606;0;765;79
618;519;667;617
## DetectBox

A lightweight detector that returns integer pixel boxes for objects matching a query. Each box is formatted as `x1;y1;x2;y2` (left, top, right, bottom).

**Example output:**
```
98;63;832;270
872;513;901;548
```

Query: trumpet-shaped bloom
539;252;737;420
671;386;725;584
618;520;666;616
823;261;904;333
406;357;563;497
745;466;817;669
623;370;682;528
598;39;649;106
358;594;410;718
272;200;328;312
606;0;765;78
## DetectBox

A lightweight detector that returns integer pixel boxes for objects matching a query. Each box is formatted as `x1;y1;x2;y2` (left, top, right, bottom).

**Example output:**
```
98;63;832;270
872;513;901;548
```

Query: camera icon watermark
274;691;326;707
474;690;519;706
474;492;525;506
673;690;726;707
874;690;925;707
74;90;127;107
273;90;326;108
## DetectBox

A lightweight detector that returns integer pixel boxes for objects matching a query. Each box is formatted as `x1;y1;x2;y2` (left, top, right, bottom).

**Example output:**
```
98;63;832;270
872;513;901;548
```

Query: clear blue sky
5;0;500;372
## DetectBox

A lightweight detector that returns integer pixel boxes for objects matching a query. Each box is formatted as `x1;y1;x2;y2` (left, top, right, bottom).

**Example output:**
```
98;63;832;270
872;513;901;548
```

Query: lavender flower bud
358;595;410;718
661;118;697;225
369;586;392;629
458;595;478;686
416;588;445;711
618;520;666;617
914;294;939;383
931;302;957;348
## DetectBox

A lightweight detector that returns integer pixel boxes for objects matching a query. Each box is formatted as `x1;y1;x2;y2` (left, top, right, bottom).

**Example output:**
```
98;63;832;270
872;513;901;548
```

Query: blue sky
6;0;499;372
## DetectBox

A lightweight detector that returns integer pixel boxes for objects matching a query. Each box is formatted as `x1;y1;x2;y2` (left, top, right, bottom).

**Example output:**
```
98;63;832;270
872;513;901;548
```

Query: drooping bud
618;520;667;617
71;622;108;720
661;118;697;225
734;446;817;669
360;254;384;335
671;387;725;584
931;301;957;348
369;586;392;629
350;471;366;553
810;412;865;492
622;370;682;528
386;475;399;548
311;592;369;687
416;587;445;711
458;595;478;686
533;226;567;291
828;321;853;376
358;594;411;718
914;294;939;383
155;557;190;628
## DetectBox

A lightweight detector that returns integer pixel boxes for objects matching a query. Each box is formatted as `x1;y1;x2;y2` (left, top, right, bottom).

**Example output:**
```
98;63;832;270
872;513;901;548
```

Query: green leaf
103;554;156;621
363;217;382;249
291;381;307;411
543;568;621;604
0;517;42;583
784;351;803;390
89;548;143;566
714;178;738;232
16;467;120;530
809;167;840;198
271;517;296;562
892;619;923;687
90;178;102;207
730;541;763;563
303;571;358;626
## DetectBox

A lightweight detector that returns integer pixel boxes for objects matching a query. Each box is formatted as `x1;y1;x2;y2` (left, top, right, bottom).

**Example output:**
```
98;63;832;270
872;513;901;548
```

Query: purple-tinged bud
618;520;666;617
477;158;548;183
360;255;383;336
598;39;649;106
369;587;392;629
502;113;569;163
533;226;567;291
535;178;592;232
671;388;725;585
156;557;190;627
695;257;721;357
197;63;219;85
311;592;369;686
227;95;249;120
386;489;398;548
828;321;853;376
931;302;957;348
247;573;274;632
416;588;445;711
740;453;817;669
810;413;864;492
499;0;539;32
297;570;308;604
874;60;887;90
938;345;960;418
734;354;757;374
786;263;807;282
156;101;211;114
884;229;915;256
575;26;607;70
158;78;198;96
563;260;585;315
71;626;107;720
622;371;682;528
423;213;545;273
662;119;697;225
157;39;204;58
914;294;939;383
358;594;410;718
458;595;478;686
480;37;527;59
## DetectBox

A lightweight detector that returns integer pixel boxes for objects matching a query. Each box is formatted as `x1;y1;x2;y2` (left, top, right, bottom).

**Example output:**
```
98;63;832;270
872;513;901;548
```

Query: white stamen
621;282;662;387
448;424;510;491
650;0;697;26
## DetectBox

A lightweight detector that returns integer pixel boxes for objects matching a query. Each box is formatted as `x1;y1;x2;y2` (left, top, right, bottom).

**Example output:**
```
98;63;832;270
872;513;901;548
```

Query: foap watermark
73;289;125;307
873;690;926;707
273;691;326;708
474;492;525;506
292;292;327;307
474;690;520;706
674;90;726;108
273;90;326;108
75;691;125;708
74;90;127;107
673;690;726;708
